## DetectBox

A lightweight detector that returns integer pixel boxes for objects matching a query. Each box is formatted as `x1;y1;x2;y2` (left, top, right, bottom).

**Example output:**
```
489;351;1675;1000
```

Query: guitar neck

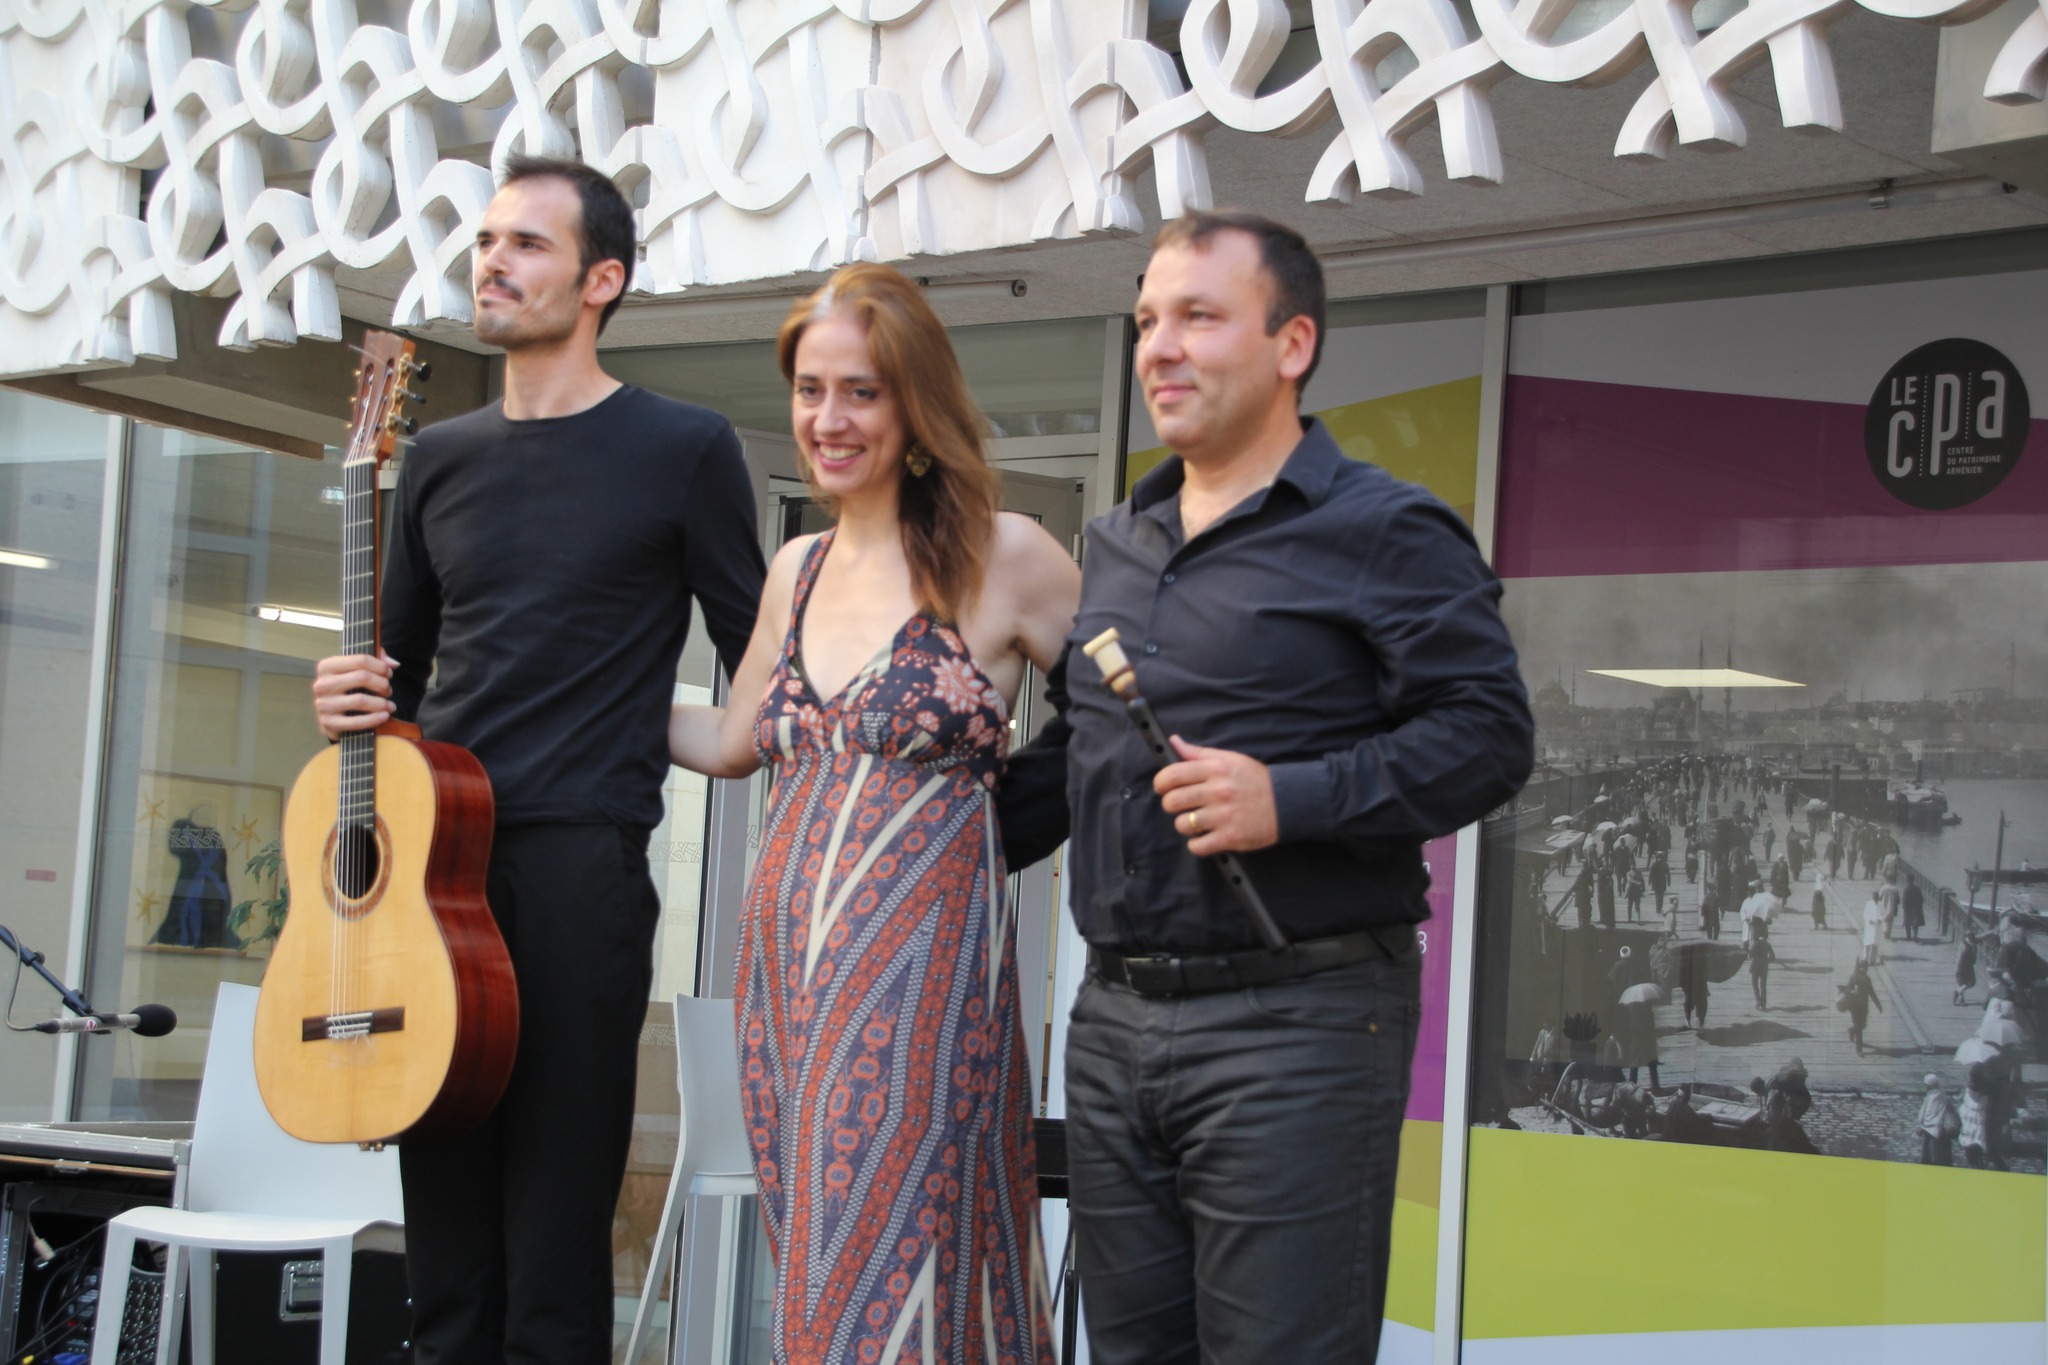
333;328;424;831
338;451;382;828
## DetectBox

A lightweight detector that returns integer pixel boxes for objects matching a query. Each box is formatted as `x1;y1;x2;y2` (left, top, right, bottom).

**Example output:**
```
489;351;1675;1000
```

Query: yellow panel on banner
1123;377;1482;523
1463;1127;2046;1339
1386;1120;1444;1331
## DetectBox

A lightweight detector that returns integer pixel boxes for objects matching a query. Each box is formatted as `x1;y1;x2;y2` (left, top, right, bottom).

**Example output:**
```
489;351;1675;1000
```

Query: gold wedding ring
1186;811;1202;836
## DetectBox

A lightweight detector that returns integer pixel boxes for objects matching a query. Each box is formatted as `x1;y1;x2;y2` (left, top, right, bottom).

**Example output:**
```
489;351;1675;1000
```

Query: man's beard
472;279;579;349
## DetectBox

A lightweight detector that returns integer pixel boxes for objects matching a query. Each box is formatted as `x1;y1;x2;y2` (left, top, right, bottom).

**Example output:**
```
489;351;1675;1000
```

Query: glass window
0;392;112;1120
949;317;1104;438
606;338;787;434
76;427;339;1120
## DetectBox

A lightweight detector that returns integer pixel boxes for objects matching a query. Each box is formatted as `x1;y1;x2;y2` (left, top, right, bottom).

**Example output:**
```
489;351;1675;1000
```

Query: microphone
33;1004;177;1037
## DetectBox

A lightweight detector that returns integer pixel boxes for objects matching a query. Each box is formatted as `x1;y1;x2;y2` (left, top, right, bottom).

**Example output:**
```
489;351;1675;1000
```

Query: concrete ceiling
332;10;2048;354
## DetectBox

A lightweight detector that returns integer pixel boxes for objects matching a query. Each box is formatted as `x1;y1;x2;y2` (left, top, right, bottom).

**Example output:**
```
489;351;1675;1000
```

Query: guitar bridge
302;1007;406;1042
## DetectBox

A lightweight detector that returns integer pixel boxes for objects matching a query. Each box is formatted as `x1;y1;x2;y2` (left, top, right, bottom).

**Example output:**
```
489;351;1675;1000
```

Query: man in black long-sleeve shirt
1055;213;1533;1365
313;157;765;1365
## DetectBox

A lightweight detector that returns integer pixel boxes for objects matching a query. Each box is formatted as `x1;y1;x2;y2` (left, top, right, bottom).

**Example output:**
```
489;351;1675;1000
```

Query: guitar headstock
345;330;431;466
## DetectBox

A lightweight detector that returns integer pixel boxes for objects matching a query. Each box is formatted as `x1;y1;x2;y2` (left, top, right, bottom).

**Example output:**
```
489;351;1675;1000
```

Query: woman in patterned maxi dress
668;264;1076;1365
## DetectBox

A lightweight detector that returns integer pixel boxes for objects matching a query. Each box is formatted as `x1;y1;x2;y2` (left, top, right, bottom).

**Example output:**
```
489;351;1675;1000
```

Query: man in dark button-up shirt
1057;210;1532;1365
1068;415;1530;952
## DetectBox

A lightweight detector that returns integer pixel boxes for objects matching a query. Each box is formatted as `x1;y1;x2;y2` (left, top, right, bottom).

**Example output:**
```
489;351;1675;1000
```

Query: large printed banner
1128;306;1487;1364
1469;268;2048;1362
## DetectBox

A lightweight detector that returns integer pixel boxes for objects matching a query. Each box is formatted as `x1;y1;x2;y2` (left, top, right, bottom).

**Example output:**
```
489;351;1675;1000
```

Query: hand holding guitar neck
1082;628;1288;953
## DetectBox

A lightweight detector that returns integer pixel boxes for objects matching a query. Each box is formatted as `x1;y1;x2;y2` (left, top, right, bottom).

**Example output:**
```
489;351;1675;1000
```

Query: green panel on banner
1463;1126;2047;1339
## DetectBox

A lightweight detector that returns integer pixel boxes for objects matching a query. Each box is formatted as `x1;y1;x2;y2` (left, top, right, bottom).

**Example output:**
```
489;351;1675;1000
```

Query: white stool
624;993;757;1365
90;983;405;1365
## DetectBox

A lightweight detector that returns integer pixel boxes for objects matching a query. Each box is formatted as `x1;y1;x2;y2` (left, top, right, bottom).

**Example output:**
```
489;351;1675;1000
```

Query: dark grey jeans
1065;949;1421;1365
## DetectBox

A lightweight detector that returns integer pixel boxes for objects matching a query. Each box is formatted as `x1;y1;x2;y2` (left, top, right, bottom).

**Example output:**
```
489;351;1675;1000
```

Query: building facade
3;0;2047;1361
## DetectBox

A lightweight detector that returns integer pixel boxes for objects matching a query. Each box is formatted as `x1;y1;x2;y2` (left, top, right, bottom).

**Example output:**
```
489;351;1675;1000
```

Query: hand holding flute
1081;627;1289;952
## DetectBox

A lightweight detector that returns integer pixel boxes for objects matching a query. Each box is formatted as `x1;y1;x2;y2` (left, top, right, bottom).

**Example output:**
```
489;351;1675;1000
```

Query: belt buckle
1123;953;1184;996
1110;953;1143;993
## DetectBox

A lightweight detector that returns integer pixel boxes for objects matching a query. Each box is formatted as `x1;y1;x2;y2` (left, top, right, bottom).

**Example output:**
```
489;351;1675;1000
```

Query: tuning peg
389;415;419;436
406;360;433;383
401;389;427;406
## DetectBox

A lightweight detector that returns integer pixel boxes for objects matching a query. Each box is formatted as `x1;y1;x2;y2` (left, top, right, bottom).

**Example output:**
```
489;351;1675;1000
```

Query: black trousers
1065;950;1421;1365
400;822;661;1365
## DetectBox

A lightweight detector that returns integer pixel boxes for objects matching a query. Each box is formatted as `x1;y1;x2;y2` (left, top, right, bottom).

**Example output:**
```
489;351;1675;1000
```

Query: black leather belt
1088;926;1413;999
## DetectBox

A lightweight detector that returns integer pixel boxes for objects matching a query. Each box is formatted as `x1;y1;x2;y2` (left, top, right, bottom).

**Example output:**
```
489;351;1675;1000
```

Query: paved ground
1526;797;2044;1170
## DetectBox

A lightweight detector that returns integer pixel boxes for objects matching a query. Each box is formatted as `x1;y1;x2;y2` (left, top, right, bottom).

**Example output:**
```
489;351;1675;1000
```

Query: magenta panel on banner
1406;832;1457;1124
1495;376;2048;579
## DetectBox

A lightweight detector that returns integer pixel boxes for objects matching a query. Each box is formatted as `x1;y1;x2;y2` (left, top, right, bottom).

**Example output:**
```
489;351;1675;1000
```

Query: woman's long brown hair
777;264;1001;625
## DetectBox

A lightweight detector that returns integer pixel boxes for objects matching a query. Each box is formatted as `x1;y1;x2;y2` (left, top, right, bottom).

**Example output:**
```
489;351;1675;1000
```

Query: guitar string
350;374;369;1027
339;372;364;1029
348;427;360;1027
341;377;359;1027
353;358;389;1029
337;357;388;1033
336;386;352;1028
353;362;381;1028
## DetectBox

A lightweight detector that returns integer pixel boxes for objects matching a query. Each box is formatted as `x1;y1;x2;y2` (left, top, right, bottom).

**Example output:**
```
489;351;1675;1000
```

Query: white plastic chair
90;982;405;1365
624;993;757;1365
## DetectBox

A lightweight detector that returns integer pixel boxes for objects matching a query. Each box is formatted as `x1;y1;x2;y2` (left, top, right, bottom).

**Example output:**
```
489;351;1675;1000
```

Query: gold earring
906;446;933;477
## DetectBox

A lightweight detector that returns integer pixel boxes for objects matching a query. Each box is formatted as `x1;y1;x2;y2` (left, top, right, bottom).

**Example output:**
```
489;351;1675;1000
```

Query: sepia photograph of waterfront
1475;561;2048;1171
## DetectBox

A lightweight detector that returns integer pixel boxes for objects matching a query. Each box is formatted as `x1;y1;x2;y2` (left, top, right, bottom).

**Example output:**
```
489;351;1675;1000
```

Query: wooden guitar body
255;724;519;1143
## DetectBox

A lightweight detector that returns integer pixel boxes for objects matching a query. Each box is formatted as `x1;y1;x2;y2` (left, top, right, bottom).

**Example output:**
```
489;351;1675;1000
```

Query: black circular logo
1864;339;2028;510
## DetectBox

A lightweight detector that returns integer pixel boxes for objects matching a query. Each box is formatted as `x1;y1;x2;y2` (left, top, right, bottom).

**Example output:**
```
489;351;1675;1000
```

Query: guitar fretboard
338;453;379;829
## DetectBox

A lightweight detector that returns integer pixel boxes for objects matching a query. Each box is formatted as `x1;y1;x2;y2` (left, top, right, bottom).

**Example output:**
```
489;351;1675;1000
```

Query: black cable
33;1209;112;1264
1;923;30;1031
9;1243;98;1364
8;1218;145;1365
0;921;95;1027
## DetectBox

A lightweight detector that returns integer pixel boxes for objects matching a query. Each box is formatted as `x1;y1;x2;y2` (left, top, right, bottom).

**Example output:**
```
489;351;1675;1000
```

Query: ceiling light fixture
1320;177;2014;271
256;605;345;631
1587;668;1804;688
0;549;53;570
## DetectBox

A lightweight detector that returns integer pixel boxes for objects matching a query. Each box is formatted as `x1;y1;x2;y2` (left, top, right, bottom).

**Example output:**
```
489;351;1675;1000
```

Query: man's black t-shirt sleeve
382;453;439;723
684;423;765;679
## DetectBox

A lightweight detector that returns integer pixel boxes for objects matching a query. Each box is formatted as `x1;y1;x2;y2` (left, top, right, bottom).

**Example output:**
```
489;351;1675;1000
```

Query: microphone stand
1082;629;1289;953
0;922;96;1018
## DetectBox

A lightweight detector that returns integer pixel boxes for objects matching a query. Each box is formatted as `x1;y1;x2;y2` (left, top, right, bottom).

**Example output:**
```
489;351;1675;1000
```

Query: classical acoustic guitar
254;330;518;1144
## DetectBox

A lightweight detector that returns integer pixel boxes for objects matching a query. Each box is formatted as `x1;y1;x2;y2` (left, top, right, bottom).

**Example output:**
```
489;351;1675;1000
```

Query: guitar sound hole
334;822;383;901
